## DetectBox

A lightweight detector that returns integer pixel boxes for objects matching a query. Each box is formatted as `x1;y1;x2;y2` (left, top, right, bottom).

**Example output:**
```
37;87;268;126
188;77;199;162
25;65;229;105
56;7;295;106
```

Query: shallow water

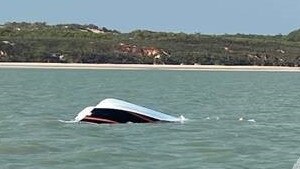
0;69;299;169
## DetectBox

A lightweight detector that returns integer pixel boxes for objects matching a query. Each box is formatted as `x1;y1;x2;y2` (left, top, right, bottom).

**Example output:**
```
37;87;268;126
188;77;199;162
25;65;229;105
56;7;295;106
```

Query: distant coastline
1;22;300;67
1;62;300;72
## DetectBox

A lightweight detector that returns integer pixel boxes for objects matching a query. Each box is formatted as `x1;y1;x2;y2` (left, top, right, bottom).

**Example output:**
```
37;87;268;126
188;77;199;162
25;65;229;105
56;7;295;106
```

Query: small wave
238;117;256;123
204;116;219;121
58;119;78;124
247;119;256;123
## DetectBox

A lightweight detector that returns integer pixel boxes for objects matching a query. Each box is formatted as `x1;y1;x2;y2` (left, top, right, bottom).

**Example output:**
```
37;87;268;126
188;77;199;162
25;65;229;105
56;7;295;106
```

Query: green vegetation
0;22;300;66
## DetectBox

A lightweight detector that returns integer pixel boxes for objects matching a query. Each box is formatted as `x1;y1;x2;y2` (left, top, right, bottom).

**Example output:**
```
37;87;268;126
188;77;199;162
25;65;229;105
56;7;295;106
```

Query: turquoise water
0;69;299;169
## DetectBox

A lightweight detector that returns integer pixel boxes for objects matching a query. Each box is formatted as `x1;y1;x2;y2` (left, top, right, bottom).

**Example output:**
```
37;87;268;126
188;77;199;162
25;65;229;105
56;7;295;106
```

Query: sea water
0;69;299;169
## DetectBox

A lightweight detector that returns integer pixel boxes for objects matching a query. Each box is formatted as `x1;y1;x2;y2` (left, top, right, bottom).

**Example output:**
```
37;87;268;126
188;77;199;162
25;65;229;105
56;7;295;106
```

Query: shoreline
0;62;300;72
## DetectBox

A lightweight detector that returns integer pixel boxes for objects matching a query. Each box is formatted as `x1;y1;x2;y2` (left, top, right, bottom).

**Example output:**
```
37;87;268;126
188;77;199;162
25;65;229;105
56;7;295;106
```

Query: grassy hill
0;22;300;66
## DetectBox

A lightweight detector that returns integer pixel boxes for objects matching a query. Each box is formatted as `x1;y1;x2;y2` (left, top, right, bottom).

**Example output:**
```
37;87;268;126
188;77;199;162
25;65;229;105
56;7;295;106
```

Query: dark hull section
81;108;160;124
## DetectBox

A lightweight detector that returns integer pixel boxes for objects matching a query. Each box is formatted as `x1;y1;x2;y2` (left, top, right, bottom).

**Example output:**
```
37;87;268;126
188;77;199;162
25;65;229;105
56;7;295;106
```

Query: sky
0;0;300;35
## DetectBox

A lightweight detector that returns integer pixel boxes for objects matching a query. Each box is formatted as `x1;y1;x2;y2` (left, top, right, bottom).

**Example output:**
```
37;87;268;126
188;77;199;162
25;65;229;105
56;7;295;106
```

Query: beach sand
0;62;300;72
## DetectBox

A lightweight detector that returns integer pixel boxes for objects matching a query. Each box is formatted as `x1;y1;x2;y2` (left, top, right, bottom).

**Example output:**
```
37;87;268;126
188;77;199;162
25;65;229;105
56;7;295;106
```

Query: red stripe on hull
82;116;118;124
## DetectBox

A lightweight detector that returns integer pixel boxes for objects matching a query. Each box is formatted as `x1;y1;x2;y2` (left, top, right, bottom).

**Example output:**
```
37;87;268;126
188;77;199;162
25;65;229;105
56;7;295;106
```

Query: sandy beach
0;62;300;72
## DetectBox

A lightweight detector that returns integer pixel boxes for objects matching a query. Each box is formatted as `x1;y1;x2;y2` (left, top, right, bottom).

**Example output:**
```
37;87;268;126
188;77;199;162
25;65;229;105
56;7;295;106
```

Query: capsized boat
75;98;184;124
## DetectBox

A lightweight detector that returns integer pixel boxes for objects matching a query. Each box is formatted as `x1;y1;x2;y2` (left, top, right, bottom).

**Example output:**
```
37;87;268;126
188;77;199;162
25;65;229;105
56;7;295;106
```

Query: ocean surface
0;68;299;169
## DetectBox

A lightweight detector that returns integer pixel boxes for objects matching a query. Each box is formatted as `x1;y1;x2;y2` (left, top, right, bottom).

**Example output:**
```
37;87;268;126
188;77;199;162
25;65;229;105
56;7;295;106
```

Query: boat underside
81;108;161;124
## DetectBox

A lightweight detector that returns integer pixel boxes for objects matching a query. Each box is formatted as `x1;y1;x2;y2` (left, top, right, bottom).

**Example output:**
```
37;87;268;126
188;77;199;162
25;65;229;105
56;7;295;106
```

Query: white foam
238;117;256;123
58;119;78;123
247;119;256;123
178;115;188;123
293;157;300;169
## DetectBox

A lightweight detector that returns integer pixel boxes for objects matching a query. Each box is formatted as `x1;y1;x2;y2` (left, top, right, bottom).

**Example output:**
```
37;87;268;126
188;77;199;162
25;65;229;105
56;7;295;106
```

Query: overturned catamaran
75;98;184;124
